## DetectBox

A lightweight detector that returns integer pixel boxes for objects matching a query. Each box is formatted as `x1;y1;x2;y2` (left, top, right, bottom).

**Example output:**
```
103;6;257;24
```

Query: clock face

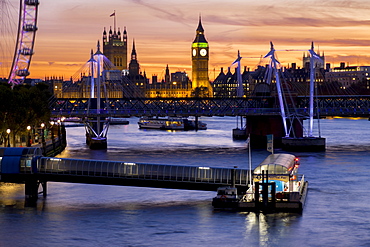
192;49;196;56
200;48;207;56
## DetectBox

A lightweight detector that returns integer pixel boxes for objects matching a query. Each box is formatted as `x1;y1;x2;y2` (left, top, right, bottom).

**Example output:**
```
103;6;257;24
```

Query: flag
110;12;115;17
266;134;273;153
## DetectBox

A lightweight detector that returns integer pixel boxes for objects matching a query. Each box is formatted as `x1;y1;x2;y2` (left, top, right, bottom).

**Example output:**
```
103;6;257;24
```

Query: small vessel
106;117;129;125
183;118;207;130
138;117;207;130
212;153;308;213
138;117;184;130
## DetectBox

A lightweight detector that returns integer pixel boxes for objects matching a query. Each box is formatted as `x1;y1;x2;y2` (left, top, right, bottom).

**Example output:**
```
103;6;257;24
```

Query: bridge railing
38;157;250;185
50;96;370;117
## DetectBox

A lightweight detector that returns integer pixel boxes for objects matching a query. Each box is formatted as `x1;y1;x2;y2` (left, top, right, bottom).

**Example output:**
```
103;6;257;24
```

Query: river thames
1;116;370;246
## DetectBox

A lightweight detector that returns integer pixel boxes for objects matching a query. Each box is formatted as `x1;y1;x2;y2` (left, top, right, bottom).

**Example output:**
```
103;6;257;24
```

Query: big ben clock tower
192;16;212;97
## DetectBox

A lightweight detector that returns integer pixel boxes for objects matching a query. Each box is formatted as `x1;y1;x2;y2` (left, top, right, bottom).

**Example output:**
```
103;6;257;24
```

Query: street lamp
41;123;45;145
27;126;31;147
57;119;61;139
6;129;10;147
50;121;55;140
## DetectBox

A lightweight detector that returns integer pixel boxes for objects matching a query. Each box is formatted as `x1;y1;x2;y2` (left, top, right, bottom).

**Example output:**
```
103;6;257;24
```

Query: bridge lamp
6;129;10;147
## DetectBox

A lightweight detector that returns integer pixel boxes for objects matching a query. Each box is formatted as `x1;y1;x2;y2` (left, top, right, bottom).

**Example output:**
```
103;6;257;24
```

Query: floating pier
212;153;308;213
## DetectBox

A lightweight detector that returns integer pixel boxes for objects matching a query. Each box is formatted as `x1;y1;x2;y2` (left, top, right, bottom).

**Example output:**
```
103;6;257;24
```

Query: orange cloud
2;0;370;81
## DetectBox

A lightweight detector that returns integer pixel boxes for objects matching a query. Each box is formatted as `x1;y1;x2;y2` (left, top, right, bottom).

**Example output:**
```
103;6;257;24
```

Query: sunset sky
3;0;370;81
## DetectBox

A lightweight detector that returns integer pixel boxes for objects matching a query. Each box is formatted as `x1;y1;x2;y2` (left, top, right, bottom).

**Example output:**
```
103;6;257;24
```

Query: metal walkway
0;148;251;196
36;157;250;191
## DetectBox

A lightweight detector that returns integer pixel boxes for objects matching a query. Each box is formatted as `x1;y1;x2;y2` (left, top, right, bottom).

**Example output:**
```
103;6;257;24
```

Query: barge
212;153;308;213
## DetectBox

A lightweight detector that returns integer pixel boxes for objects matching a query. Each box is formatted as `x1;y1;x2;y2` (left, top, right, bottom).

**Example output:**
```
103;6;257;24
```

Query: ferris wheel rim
8;0;39;86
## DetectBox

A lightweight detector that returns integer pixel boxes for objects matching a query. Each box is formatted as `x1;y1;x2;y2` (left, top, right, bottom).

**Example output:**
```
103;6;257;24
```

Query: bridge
50;95;370;118
0;148;250;202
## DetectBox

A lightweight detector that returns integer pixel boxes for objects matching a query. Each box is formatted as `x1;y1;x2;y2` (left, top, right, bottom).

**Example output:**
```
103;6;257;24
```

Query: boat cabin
254;153;299;192
215;187;239;201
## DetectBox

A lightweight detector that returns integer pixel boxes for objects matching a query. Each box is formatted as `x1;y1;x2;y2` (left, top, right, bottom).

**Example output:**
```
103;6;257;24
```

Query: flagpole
114;10;116;32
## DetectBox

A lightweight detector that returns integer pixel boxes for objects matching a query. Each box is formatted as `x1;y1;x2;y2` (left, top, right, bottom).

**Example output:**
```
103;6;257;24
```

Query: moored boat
183;118;207;130
138;117;184;130
212;153;308;213
138;117;207;130
106;117;129;125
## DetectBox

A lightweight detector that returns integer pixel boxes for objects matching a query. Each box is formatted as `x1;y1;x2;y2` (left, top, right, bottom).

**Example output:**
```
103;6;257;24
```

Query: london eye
0;0;39;86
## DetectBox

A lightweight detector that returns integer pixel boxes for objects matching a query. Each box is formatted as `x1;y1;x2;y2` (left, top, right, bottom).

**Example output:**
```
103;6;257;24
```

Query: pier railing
38;157;250;186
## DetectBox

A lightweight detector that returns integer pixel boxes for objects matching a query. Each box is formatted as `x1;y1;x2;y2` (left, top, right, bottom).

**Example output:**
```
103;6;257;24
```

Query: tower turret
129;39;139;76
123;27;127;43
103;14;128;71
165;64;170;84
103;27;107;43
191;15;212;97
109;27;112;40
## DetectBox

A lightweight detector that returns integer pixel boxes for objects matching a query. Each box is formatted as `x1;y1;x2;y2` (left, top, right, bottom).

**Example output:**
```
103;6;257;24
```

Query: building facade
103;26;128;71
212;67;253;98
145;65;192;98
326;63;370;89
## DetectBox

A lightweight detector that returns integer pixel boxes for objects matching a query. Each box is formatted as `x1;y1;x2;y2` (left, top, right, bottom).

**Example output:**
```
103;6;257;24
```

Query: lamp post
6;129;10;147
57;120;61;140
50;121;54;140
27;126;31;147
50;121;55;150
41;123;45;146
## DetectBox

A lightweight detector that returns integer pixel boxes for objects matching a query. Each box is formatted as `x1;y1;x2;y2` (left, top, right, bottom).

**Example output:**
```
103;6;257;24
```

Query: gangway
0;148;251;202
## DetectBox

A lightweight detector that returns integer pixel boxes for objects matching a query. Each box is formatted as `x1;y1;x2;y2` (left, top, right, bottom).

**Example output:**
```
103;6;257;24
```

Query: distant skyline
4;0;370;81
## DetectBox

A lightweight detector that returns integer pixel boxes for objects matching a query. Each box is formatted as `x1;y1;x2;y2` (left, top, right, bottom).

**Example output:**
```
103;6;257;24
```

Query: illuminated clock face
192;49;196;56
200;48;207;56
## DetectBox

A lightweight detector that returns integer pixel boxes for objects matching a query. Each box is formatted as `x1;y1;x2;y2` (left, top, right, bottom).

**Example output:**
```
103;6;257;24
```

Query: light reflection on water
1;117;370;246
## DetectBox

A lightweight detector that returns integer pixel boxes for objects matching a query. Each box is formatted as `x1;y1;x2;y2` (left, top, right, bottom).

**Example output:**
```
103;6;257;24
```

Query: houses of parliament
49;16;370;99
50;16;213;99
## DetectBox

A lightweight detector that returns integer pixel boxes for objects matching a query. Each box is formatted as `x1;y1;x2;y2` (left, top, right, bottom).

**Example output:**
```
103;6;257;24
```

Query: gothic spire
193;14;207;43
196;14;204;33
131;39;137;60
95;40;103;55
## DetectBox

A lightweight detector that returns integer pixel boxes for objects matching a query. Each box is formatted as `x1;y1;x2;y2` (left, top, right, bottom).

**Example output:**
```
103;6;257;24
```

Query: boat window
254;154;296;175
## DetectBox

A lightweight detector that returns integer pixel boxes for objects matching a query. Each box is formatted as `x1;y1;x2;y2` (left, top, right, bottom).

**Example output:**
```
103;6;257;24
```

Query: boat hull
137;117;206;130
212;181;308;213
138;123;183;130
